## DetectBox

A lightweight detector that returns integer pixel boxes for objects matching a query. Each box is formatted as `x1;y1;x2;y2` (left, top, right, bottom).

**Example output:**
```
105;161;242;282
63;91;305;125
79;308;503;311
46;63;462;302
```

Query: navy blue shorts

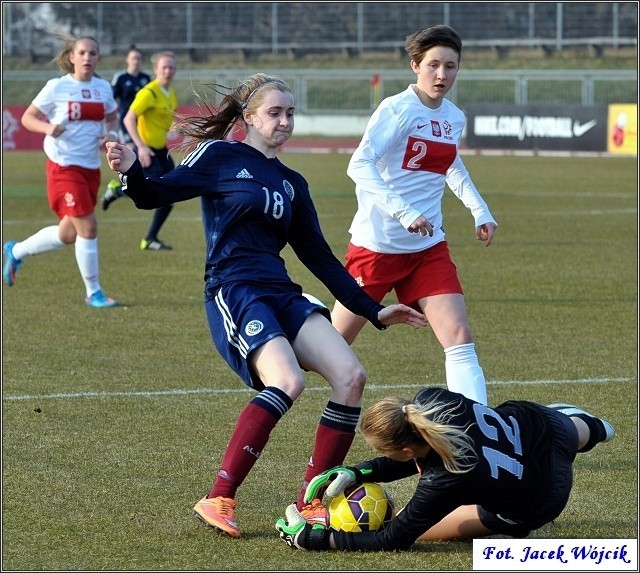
478;407;579;537
204;283;331;391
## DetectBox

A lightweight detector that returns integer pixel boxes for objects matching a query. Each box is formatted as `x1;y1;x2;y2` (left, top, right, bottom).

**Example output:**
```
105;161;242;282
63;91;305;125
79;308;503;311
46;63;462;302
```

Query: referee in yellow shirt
123;51;178;250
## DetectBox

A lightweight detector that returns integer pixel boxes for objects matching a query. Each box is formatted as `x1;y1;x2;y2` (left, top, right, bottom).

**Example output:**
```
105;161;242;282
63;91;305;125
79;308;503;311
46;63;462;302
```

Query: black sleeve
120;146;218;209
287;175;386;329
333;457;467;551
332;529;387;551
354;458;420;482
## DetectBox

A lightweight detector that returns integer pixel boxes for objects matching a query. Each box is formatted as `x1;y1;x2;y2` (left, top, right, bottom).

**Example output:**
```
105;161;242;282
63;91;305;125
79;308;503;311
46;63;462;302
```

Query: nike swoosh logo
417;123;427;129
573;120;597;137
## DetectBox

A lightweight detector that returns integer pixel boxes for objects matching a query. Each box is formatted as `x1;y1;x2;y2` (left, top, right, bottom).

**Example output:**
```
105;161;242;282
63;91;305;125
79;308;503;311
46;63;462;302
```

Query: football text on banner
465;104;608;152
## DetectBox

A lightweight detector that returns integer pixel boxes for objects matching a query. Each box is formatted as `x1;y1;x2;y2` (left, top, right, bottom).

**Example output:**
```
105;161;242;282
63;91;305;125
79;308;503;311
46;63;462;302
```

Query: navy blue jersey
334;388;570;551
111;70;151;135
121;140;386;327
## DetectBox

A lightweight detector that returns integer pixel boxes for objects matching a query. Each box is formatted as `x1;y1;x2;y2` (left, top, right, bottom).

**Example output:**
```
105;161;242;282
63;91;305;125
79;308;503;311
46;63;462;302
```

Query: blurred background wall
3;2;637;61
2;2;637;150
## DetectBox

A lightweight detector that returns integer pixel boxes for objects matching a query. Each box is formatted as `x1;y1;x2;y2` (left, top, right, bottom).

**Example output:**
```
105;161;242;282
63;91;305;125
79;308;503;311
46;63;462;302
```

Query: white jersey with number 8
31;73;117;169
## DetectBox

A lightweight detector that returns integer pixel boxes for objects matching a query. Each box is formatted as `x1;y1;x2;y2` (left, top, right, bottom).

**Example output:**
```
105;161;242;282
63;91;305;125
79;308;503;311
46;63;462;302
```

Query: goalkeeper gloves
303;465;371;504
276;504;331;550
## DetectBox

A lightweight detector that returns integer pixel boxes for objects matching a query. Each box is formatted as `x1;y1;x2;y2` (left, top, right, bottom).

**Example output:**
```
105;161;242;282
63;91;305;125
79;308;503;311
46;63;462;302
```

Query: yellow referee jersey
129;79;178;149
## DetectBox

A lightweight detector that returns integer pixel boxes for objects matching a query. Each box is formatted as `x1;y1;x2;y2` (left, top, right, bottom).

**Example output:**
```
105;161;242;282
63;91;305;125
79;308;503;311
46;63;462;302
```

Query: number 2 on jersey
401;136;456;175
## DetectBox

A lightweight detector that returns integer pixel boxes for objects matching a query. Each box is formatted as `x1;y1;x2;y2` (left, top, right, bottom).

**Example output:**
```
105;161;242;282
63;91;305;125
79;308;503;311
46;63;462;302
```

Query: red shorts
46;160;100;219
344;241;463;309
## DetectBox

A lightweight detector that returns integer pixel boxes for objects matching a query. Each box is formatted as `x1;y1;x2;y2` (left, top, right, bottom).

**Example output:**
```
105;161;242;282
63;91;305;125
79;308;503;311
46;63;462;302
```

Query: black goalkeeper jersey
333;387;556;551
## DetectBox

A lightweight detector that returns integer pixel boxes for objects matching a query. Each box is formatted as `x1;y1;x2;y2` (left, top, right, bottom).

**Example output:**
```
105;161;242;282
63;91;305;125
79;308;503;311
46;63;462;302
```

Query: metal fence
2;2;637;59
3;68;637;112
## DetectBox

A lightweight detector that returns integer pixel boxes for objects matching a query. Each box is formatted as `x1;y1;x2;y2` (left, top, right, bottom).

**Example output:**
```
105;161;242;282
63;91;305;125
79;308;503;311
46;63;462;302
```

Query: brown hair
126;45;143;58
174;73;291;146
404;25;462;65
359;394;476;474
53;32;99;74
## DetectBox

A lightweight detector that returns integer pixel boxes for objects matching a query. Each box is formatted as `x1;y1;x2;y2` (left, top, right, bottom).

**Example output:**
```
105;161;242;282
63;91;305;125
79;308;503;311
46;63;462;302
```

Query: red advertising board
3;105;48;150
2;104;246;151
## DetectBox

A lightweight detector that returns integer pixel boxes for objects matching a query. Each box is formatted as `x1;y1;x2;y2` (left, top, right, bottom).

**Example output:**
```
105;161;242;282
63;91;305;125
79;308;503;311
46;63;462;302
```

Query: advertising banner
607;103;637;155
2;104;209;151
465;104;608;152
3;105;49;150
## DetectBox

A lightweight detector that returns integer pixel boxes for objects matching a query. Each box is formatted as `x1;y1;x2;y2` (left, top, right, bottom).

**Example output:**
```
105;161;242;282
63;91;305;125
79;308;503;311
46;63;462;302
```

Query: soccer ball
328;482;395;532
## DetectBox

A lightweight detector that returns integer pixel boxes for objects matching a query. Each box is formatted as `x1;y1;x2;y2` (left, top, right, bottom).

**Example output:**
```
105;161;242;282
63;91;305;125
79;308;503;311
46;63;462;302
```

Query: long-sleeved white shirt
347;85;496;254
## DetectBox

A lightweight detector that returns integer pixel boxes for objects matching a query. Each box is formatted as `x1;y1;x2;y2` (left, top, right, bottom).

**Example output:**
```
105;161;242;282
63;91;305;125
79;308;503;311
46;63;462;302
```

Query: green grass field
2;149;637;571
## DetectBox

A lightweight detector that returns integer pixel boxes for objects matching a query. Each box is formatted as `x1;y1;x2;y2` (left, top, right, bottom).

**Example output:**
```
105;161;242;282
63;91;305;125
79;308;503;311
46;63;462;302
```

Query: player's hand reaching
378;304;428;330
276;504;331;550
304;465;367;504
105;142;136;173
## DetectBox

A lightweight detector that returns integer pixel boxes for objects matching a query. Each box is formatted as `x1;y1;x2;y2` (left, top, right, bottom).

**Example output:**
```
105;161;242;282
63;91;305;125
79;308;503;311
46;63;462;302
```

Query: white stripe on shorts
215;289;249;358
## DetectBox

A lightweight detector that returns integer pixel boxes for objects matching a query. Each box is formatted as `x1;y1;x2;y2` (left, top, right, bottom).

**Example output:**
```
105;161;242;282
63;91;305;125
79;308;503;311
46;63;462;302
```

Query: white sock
11;225;64;260
75;236;101;297
444;343;488;405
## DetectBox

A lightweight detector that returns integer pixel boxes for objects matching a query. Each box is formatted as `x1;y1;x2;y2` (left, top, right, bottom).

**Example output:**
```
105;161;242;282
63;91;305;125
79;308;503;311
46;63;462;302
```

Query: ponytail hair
359;394;477;474
127;44;143;58
173;73;291;150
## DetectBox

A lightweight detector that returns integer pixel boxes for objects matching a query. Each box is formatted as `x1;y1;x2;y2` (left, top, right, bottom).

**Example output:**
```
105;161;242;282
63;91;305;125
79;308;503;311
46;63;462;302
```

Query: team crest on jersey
282;180;294;201
64;192;76;207
245;320;264;336
431;120;442;137
81;89;91;99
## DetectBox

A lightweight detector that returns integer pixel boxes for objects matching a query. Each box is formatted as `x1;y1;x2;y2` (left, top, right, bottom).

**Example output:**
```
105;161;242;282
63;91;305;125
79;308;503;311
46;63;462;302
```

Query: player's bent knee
344;363;367;398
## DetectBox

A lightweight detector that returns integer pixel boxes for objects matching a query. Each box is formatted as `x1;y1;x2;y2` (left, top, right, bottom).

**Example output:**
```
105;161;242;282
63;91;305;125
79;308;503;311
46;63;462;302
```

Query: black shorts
139;146;175;178
478;407;579;537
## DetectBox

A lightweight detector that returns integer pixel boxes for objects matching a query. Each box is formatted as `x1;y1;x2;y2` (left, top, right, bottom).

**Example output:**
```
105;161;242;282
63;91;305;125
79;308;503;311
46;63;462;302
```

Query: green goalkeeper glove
303;465;371;504
276;504;331;550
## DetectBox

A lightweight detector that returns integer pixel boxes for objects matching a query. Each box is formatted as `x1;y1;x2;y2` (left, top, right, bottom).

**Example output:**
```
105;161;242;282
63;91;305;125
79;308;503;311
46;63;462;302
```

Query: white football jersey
347;85;496;254
31;74;117;169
